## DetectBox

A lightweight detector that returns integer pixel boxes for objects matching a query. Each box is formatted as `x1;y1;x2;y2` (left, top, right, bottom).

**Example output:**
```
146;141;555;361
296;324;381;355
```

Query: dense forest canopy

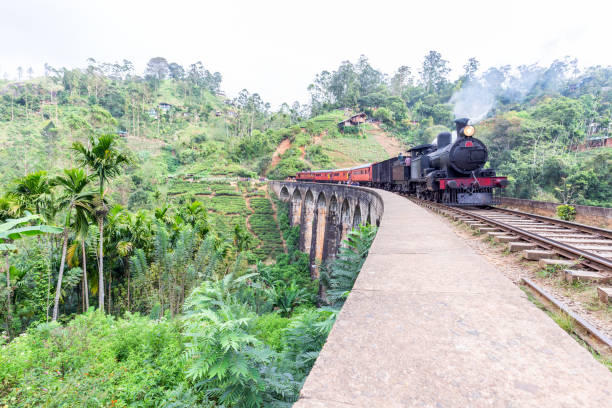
0;50;611;406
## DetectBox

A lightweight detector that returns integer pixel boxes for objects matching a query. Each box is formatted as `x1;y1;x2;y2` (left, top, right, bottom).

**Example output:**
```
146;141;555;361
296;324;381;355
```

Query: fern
182;275;297;407
321;224;377;308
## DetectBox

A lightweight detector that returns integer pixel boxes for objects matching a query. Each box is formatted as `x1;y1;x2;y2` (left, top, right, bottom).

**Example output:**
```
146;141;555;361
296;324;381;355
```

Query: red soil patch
269;138;292;170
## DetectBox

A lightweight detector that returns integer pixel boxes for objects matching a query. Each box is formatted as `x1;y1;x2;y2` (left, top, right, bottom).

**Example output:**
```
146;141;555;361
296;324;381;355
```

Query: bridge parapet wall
269;181;384;277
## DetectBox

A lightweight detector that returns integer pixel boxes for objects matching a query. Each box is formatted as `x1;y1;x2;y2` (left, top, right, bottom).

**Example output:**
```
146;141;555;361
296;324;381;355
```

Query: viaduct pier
270;181;612;407
269;181;383;277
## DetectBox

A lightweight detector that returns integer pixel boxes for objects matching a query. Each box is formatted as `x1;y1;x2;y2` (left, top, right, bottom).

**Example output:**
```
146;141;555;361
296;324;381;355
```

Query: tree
67;213;93;312
419;50;450;93
356;55;384;96
0;197;17;222
233;224;253;252
330;61;359;107
168;62;185;80
390;65;412;95
72;135;131;312
462;58;479;82
145;57;169;89
1;214;61;337
50;169;94;321
8;171;51;216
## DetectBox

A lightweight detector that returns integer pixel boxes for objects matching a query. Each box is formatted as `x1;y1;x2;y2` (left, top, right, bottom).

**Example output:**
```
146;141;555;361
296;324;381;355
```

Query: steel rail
489;206;612;240
409;197;612;272
522;277;612;355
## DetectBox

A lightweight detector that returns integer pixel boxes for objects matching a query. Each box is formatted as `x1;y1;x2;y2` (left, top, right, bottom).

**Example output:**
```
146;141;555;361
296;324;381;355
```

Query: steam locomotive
295;118;508;206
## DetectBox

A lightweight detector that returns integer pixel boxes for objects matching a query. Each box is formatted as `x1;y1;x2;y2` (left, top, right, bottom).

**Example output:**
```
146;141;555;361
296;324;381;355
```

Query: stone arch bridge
270;181;612;407
269;181;383;276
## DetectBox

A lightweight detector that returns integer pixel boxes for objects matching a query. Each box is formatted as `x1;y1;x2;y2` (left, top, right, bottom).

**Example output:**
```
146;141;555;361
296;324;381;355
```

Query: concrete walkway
294;189;612;407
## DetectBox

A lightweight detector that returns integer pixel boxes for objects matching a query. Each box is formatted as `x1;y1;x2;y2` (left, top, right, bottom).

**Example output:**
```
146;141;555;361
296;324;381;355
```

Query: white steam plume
450;81;496;124
449;60;573;124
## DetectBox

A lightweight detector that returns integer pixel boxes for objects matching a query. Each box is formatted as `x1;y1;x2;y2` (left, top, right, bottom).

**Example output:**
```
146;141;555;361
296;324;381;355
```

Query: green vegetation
2;48;612;404
306;54;612;207
557;204;577;221
321;225;377;308
249;197;284;260
0;58;336;405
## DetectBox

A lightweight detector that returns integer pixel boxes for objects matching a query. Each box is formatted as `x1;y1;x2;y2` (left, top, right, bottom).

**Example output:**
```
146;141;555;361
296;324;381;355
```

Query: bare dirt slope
269;138;292;169
369;123;404;155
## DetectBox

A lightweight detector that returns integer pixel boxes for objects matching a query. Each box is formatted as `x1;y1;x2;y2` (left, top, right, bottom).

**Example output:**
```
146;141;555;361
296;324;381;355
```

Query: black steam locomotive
371;118;508;205
296;118;508;206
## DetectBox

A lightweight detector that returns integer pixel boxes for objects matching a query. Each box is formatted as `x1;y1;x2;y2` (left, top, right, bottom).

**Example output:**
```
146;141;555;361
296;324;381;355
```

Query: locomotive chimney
455;118;470;137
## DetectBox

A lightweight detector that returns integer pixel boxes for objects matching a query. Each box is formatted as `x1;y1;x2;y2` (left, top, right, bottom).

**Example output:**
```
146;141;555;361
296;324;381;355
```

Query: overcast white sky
1;0;611;108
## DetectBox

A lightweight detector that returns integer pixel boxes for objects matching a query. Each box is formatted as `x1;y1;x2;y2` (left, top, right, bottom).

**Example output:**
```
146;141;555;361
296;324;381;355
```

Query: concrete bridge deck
288;187;612;407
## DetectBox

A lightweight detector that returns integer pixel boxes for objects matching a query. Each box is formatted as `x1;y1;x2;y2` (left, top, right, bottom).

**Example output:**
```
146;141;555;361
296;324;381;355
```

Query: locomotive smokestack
455;118;470;136
455;118;475;138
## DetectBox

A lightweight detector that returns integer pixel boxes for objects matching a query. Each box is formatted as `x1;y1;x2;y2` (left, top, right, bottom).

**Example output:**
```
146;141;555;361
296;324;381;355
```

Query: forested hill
3;54;611;207
0;59;399;206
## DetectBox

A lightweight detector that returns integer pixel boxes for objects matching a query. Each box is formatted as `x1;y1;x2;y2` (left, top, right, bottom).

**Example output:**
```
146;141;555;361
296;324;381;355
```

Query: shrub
253;313;291;352
557;204;576;221
0;311;185;407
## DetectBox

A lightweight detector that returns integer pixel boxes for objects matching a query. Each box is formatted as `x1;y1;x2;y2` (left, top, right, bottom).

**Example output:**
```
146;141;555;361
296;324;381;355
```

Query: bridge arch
340;198;351;244
353;205;362;229
323;195;340;260
310;191;328;278
280;186;290;201
290;189;303;226
270;180;384;261
300;190;316;254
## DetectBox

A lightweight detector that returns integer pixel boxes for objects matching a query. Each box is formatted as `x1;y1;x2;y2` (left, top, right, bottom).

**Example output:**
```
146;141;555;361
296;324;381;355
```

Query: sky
1;0;611;108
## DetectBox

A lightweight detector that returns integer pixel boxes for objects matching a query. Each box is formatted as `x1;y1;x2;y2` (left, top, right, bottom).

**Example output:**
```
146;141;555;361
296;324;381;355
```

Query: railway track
411;198;612;275
407;196;612;355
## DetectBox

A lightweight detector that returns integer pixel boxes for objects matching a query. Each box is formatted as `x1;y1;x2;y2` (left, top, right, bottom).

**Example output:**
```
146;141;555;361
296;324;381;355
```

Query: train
295;118;508;206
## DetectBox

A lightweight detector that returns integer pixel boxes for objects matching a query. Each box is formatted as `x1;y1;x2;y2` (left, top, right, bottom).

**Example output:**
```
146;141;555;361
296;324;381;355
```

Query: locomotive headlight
462;125;475;137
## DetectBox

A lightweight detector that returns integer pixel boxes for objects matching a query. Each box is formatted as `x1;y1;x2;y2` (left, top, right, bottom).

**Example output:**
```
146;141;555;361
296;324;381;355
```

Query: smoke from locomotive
295;118;508;206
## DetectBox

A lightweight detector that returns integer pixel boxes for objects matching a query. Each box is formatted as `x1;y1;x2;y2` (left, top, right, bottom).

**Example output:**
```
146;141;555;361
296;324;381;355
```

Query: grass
584;293;605;311
537;264;564;279
520;285;573;334
521;285;612;373
550;312;574;334
486;236;500;246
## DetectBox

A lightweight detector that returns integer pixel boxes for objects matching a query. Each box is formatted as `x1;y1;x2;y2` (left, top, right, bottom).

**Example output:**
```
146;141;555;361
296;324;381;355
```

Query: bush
0;311;185;407
253;313;291;352
557;204;576;221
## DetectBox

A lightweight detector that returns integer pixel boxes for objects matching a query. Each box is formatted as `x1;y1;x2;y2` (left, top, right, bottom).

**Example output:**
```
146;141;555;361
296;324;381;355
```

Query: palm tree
51;168;94;321
67;213;93;312
72;135;130;312
8;171;51;216
0;196;17;222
